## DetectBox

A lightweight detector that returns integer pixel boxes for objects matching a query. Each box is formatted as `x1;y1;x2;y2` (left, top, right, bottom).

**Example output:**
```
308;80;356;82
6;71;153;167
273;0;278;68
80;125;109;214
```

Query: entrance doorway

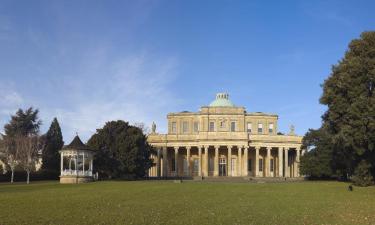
219;158;226;176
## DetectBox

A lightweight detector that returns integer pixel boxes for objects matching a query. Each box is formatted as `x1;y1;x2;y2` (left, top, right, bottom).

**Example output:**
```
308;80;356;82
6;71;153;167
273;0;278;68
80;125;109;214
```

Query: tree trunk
11;169;14;183
26;170;30;184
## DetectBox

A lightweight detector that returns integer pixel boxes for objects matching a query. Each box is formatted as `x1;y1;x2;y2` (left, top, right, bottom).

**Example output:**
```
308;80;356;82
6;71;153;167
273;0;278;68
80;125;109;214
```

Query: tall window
193;122;199;133
182;121;188;133
209;121;215;132
269;123;274;134
171;122;177;133
259;159;263;172
270;158;274;172
248;159;252;171
258;123;263;134
231;121;236;132
247;122;252;133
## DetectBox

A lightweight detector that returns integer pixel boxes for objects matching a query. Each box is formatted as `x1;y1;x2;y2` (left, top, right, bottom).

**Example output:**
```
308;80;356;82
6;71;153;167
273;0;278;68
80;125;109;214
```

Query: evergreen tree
41;118;64;173
4;107;42;137
87;120;154;179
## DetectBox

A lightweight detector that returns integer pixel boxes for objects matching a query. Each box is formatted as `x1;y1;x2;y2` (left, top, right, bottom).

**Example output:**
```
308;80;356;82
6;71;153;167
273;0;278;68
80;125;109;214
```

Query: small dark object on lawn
348;185;353;191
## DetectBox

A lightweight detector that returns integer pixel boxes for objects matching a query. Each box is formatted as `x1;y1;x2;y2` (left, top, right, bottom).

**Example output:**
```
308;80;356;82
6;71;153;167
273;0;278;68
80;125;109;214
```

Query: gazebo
59;135;95;184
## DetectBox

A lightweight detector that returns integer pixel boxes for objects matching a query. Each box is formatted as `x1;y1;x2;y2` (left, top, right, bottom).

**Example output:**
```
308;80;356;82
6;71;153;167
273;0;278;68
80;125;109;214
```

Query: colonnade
148;145;303;178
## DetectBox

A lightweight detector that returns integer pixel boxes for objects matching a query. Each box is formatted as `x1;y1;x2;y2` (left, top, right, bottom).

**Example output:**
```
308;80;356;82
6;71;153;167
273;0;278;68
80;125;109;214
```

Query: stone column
174;147;179;177
296;147;300;177
255;146;260;177
214;146;219;176
284;147;289;177
204;146;209;176
278;147;283;177
162;147;168;177
228;146;232;176
198;146;202;177
186;146;191;176
238;146;242;177
156;149;161;177
244;147;248;176
266;147;271;177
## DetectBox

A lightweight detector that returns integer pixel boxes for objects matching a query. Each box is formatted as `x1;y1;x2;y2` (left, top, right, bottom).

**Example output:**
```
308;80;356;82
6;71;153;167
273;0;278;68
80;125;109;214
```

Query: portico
148;93;303;178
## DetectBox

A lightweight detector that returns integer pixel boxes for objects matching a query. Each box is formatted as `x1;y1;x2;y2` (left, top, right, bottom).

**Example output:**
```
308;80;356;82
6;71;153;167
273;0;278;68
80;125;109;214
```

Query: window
194;122;199;132
247;122;252;133
269;123;274;134
182;121;188;133
220;121;225;128
248;159;252;171
259;159;263;172
171;122;177;133
209;121;215;132
258;123;263;134
270;159;274;172
231;121;236;132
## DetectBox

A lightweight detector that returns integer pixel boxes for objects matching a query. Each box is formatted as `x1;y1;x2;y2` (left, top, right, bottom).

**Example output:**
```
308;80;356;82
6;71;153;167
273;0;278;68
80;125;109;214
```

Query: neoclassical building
148;93;303;178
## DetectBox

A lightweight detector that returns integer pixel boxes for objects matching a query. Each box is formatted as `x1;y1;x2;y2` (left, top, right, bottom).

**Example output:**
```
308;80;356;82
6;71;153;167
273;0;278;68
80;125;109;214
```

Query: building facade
147;93;303;178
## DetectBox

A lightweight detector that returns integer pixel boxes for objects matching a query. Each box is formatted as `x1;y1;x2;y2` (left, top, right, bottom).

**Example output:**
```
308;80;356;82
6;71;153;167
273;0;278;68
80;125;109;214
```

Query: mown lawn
0;180;374;225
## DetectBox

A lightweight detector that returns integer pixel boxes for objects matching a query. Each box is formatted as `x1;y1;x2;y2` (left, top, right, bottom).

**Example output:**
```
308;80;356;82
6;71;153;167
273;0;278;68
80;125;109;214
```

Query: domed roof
209;93;235;107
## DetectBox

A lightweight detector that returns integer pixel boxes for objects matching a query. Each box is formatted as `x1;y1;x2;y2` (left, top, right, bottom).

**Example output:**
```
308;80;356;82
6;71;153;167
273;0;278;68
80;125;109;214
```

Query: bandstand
59;135;95;184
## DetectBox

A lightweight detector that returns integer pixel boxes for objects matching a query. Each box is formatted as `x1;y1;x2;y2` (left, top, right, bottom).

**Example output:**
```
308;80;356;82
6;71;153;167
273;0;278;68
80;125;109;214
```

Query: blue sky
0;0;374;142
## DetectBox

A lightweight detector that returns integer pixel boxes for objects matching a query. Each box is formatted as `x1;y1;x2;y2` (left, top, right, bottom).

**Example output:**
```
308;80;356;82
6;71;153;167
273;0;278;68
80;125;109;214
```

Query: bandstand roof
62;135;92;151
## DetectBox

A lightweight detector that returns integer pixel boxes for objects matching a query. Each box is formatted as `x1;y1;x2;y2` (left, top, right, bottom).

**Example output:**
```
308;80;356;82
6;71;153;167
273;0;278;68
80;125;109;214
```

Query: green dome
209;93;235;107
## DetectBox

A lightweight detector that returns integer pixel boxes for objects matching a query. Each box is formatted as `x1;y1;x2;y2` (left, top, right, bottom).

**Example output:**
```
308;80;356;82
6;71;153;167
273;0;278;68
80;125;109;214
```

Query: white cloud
42;53;179;142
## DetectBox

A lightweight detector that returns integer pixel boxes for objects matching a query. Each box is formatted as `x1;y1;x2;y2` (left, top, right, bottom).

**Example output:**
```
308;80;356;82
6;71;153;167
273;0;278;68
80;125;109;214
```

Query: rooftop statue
151;122;156;134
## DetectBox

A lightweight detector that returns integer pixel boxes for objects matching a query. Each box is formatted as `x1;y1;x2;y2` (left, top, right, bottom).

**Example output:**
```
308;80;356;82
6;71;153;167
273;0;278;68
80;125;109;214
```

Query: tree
87;120;154;179
4;107;42;137
319;32;375;184
300;128;334;178
41;118;64;173
1;107;42;183
0;135;19;183
17;135;40;184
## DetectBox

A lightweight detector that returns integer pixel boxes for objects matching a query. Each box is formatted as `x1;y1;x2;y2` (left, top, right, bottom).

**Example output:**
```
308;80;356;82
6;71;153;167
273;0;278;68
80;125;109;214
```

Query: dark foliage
87;120;154;179
41;118;64;175
4;107;42;137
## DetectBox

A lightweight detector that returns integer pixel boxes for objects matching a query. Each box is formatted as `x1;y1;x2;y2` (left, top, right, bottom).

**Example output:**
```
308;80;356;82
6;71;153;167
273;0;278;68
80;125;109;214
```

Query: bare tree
17;135;40;184
0;135;19;183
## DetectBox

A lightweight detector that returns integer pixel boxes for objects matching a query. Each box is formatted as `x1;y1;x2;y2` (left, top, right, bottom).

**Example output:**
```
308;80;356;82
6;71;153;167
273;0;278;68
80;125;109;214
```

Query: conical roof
63;135;91;150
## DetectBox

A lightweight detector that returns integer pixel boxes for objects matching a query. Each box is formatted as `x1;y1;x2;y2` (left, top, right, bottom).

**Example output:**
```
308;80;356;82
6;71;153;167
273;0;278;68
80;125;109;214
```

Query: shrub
352;160;374;187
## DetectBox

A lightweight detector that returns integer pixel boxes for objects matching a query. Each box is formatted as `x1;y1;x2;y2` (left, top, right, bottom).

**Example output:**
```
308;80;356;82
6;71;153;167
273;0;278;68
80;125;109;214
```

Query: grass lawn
0;181;374;225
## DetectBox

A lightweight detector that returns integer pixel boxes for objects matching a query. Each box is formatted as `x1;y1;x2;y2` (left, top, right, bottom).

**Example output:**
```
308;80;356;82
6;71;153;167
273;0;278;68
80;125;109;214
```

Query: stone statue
151;122;156;134
289;125;295;135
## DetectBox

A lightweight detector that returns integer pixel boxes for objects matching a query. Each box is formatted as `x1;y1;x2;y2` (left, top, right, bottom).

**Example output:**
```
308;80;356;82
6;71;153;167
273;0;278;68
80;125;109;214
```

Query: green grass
0;181;374;225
